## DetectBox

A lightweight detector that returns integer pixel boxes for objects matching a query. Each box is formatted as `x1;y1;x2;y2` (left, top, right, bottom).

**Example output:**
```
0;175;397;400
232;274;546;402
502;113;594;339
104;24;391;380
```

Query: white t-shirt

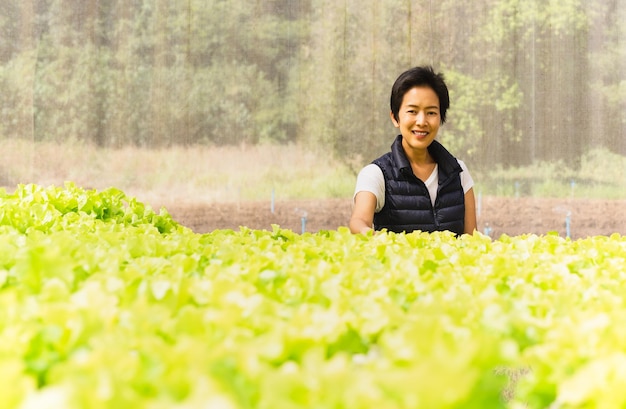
353;160;474;212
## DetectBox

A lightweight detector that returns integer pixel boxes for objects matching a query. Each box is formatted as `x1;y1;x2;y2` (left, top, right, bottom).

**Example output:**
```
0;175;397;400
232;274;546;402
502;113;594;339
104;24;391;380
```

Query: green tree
464;0;591;168
0;0;623;172
588;0;626;155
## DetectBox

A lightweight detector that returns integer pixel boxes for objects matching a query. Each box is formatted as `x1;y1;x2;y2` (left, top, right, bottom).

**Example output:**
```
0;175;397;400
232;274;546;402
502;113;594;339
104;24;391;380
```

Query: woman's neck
405;147;434;166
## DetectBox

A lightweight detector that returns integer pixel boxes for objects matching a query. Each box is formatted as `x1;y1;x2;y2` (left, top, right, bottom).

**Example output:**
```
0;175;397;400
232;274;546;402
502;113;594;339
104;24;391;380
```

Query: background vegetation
2;139;625;205
0;0;624;195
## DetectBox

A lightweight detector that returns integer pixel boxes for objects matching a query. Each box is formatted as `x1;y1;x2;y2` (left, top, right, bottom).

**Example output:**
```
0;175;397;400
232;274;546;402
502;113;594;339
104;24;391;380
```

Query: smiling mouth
412;130;428;137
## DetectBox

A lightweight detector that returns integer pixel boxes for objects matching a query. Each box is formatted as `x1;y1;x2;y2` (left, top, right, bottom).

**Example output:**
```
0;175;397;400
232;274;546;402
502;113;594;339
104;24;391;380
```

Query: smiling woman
349;66;477;236
392;86;441;156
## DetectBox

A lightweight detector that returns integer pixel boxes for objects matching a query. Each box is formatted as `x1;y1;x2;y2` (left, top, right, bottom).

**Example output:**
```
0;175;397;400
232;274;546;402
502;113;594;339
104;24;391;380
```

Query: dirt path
156;196;626;239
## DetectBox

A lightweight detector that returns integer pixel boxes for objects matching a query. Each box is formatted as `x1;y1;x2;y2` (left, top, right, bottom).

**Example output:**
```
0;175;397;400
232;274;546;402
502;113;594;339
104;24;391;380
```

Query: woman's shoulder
359;163;383;178
456;158;470;172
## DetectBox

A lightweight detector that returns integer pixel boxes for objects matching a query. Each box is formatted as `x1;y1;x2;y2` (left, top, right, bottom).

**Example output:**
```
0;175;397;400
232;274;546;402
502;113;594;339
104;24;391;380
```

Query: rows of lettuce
1;183;625;408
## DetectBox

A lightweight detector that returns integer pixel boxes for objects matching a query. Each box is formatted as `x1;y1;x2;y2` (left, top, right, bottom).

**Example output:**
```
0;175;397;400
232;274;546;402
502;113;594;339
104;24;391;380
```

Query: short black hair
390;66;450;124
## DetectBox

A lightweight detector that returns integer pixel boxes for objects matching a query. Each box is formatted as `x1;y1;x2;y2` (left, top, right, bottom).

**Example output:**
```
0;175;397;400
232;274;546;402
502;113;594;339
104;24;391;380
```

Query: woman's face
390;86;441;152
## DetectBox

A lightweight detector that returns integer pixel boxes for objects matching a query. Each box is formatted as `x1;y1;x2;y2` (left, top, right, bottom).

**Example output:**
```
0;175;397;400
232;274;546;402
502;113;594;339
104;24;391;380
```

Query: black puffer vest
372;135;465;234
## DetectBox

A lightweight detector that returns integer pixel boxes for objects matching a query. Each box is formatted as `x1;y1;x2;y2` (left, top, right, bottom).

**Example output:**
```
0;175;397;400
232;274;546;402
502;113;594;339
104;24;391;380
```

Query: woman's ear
389;111;399;128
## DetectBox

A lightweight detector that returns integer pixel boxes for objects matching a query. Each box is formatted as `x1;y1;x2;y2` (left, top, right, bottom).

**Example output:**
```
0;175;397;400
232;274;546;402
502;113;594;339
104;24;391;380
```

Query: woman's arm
464;187;477;235
349;191;377;234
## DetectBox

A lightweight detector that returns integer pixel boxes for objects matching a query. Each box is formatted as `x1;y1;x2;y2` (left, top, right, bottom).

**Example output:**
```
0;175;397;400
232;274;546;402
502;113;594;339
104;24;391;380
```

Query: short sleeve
353;164;385;212
457;159;474;193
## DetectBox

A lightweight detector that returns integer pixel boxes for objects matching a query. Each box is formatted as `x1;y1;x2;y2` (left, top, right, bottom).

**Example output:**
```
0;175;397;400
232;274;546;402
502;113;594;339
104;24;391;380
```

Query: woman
349;66;477;235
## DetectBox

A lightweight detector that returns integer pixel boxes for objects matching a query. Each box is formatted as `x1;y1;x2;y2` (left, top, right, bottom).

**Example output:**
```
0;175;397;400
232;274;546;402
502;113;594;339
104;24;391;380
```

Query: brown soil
159;197;626;239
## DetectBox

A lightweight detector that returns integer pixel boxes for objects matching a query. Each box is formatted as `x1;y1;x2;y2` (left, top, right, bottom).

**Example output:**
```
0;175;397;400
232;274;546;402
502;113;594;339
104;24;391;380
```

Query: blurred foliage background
0;0;624;186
